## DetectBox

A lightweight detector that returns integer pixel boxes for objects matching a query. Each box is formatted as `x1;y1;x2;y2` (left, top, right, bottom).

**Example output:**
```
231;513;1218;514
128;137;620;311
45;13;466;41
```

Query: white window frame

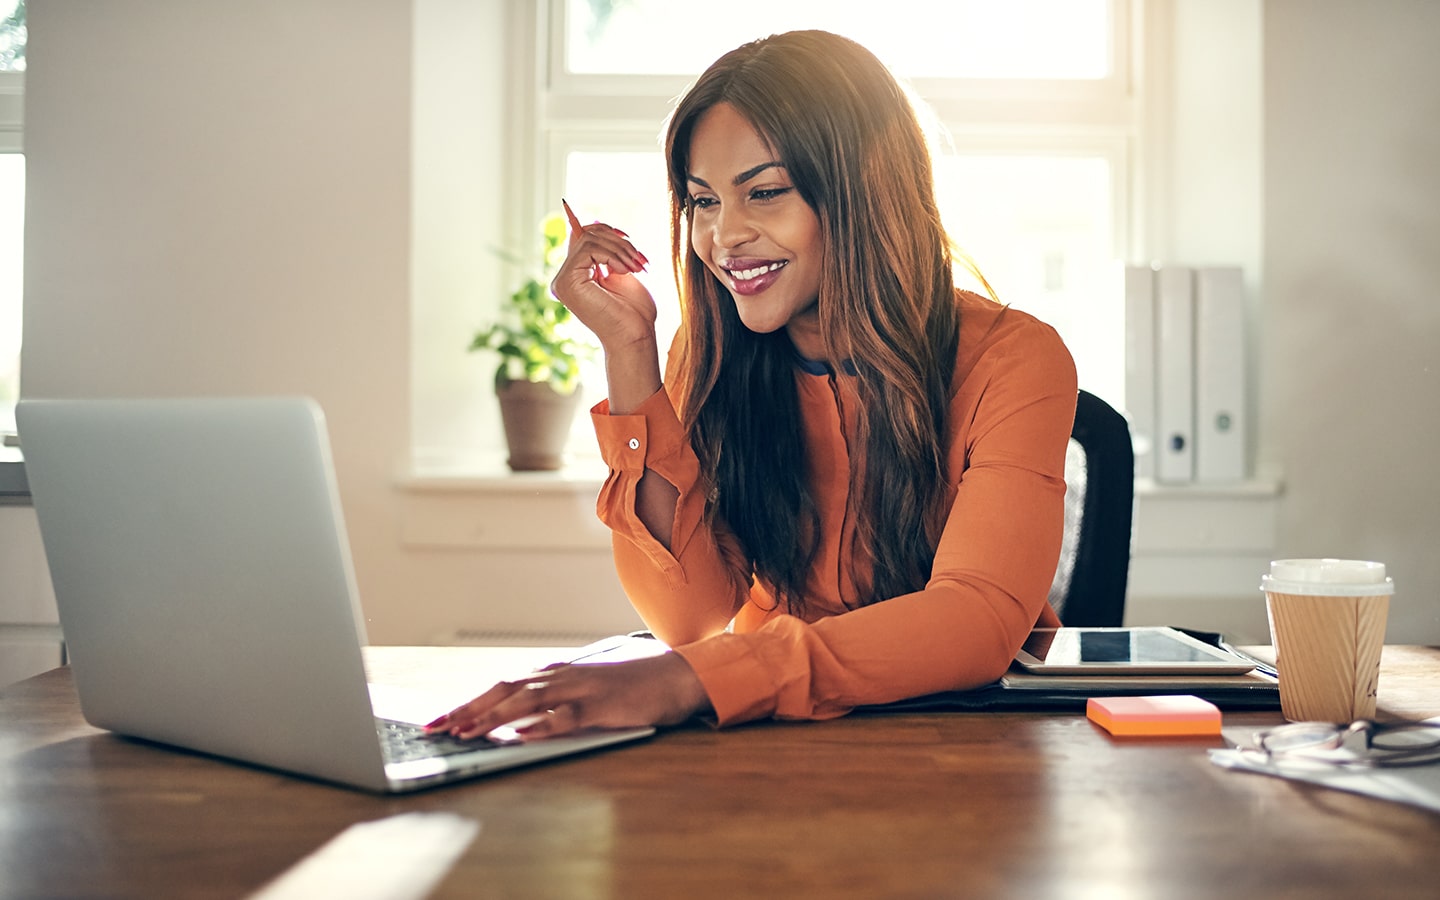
514;0;1150;264
494;0;1155;433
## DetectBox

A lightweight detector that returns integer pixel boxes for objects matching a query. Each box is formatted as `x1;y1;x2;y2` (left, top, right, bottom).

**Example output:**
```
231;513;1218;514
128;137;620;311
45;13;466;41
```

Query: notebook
16;396;654;793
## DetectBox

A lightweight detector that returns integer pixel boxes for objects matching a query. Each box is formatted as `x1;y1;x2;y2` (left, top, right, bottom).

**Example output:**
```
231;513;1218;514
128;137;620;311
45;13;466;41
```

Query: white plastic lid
1260;558;1395;596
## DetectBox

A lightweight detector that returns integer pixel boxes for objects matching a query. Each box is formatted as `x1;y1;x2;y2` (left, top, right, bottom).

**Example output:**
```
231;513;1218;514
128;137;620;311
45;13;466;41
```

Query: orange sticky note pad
1086;695;1222;737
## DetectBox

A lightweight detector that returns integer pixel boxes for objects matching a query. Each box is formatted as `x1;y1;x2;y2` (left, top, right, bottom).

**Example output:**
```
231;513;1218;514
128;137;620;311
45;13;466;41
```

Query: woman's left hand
426;651;711;741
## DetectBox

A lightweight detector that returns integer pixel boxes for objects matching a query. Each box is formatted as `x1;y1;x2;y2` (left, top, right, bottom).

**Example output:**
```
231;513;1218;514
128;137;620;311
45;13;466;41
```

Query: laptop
16;396;654;793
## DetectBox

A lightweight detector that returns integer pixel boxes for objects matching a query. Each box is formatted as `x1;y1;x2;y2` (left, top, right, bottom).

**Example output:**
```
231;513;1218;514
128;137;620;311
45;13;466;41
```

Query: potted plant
469;213;596;471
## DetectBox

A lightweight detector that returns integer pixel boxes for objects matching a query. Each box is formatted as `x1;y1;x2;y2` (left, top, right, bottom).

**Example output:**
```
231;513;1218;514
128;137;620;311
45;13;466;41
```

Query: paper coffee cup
1261;559;1393;723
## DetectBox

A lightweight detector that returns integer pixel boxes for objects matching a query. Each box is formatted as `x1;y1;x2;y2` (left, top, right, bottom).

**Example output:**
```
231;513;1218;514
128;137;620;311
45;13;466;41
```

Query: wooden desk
2;646;1437;899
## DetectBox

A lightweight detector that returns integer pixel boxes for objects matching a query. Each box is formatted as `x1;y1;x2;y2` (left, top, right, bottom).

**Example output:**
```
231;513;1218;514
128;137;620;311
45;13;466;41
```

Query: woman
429;30;1076;740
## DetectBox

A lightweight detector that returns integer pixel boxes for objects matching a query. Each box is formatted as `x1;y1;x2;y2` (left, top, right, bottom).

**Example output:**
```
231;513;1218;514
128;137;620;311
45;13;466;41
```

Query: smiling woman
414;0;1274;650
430;28;1078;741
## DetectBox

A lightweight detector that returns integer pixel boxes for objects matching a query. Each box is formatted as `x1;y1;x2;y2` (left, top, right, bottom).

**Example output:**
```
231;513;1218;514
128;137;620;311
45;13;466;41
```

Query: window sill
1135;474;1283;500
400;454;607;495
395;461;1283;640
401;458;1283;491
397;460;1283;556
397;455;612;550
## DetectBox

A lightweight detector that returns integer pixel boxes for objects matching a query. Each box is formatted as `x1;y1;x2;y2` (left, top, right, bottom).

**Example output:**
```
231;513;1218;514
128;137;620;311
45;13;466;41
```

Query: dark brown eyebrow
686;161;786;190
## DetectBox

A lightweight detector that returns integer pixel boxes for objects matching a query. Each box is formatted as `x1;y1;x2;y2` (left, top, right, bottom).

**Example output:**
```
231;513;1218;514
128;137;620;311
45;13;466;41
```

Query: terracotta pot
495;379;583;471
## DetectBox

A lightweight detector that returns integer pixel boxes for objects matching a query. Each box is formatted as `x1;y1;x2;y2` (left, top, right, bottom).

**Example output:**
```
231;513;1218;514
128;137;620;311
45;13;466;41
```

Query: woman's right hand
551;202;658;353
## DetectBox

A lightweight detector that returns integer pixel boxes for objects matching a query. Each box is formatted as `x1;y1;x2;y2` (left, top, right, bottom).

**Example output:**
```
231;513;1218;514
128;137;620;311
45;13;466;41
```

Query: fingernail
425;715;448;730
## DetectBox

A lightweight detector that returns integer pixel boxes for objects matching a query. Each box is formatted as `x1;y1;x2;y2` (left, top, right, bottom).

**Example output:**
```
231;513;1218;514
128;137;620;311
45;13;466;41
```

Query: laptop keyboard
376;717;498;763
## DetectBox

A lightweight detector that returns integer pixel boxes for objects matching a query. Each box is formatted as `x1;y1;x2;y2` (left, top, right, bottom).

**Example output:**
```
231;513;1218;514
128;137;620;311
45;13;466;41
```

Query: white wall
20;1;426;642
1165;0;1264;466
1119;0;1272;642
1262;0;1440;642
22;0;643;646
19;1;1440;646
411;0;509;466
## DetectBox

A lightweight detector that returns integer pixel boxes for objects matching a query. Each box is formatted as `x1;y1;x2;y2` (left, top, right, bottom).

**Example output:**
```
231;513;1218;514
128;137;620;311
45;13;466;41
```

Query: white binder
1124;265;1158;480
1193;266;1247;481
1155;266;1195;483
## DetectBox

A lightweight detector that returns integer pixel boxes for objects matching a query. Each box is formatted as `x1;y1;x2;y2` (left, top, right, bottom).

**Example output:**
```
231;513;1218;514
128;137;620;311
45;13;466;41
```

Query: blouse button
627;438;640;450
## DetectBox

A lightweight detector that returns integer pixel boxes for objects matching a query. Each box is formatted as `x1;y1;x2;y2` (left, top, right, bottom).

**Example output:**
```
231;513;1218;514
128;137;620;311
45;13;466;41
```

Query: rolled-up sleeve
591;388;749;646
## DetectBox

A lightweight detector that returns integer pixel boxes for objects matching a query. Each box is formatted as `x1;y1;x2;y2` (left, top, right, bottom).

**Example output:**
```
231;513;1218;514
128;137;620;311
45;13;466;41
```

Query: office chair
1046;390;1135;626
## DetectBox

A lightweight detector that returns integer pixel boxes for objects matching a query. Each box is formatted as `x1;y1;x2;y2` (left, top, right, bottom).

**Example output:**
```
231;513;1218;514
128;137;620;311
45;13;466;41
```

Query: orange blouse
590;291;1077;726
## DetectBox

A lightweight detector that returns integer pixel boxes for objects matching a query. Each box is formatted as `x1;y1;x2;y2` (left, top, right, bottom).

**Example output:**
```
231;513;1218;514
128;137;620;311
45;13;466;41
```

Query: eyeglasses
1248;720;1440;769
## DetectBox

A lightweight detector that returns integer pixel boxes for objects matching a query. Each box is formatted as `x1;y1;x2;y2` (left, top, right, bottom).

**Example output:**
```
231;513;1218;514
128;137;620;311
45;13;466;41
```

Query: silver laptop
16;396;654;793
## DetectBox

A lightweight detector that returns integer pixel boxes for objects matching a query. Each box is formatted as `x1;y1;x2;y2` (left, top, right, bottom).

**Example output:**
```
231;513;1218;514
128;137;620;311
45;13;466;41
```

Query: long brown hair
664;30;960;613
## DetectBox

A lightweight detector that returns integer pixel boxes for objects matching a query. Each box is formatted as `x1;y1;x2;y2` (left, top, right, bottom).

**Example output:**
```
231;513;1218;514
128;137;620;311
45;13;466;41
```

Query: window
416;0;1145;469
0;0;25;438
534;0;1136;436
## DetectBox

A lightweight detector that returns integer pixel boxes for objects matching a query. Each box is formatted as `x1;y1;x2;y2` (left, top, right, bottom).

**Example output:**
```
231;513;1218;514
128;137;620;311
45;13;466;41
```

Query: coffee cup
1261;559;1393;723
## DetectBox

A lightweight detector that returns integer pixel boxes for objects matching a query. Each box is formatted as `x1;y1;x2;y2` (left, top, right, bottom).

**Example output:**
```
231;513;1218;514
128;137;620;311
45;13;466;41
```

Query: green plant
469;213;595;394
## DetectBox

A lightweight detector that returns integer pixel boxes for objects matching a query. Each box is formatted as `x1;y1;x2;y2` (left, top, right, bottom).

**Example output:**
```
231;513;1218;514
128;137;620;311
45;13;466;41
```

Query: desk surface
2;646;1437;899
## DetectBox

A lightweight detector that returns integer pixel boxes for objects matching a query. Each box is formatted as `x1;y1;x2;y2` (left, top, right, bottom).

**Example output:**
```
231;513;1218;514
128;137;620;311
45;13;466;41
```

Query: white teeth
730;261;786;281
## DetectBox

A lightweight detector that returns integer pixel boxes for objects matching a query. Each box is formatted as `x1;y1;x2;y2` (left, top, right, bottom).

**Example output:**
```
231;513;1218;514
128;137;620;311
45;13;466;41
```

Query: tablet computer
1013;626;1257;675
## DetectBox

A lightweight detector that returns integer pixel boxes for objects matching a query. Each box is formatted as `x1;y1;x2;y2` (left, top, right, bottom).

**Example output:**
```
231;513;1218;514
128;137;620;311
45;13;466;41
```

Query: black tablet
1013;626;1257;675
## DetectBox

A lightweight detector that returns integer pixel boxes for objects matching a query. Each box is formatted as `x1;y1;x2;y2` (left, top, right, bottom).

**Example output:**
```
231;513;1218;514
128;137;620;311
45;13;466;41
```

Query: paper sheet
1210;721;1440;816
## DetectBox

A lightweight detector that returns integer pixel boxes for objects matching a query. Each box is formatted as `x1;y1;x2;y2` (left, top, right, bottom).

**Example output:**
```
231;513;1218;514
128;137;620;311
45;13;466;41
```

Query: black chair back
1046;390;1135;626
